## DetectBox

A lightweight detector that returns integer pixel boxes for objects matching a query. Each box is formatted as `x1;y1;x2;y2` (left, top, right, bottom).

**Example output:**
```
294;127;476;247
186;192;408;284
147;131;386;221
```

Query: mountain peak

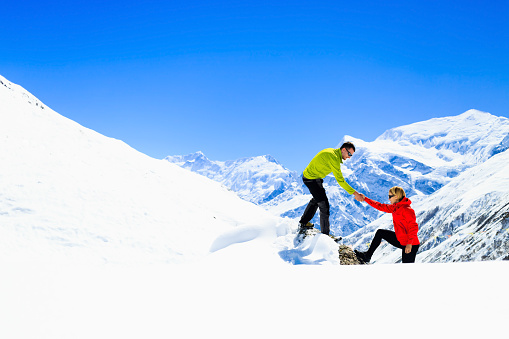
164;151;213;169
459;109;491;118
261;154;279;164
336;135;366;149
374;110;509;157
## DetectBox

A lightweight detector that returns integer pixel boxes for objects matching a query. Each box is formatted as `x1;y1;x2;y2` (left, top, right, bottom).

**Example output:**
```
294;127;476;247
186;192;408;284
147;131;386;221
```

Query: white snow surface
0;75;294;264
1;75;508;338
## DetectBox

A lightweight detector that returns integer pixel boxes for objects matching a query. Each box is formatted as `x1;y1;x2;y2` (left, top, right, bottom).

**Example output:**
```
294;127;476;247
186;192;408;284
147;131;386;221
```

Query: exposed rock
339;245;363;265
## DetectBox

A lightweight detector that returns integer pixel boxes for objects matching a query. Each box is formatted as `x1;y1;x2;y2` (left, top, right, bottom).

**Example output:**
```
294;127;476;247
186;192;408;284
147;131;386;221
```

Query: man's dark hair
340;141;355;152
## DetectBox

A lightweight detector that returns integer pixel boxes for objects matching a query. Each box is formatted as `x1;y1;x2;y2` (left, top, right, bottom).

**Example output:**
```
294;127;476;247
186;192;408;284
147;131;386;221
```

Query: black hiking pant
299;176;330;235
366;229;420;263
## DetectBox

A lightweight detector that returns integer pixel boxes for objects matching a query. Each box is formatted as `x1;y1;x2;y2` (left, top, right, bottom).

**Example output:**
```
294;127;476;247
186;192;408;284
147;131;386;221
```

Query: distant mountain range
347;147;509;263
167;110;509;239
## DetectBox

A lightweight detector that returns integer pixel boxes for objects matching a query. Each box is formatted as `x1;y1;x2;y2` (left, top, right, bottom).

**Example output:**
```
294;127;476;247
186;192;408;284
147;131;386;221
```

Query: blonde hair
389;186;406;202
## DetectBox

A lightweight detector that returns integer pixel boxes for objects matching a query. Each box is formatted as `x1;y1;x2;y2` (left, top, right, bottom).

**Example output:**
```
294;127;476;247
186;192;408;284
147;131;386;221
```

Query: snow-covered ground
1;75;508;338
2;261;508;338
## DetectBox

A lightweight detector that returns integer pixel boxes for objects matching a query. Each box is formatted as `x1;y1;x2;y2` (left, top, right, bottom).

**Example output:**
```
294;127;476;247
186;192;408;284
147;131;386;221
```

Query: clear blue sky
2;0;508;171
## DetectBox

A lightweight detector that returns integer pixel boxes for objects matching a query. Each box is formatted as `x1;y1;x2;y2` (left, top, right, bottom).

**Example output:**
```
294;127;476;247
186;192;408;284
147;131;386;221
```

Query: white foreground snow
1;261;508;338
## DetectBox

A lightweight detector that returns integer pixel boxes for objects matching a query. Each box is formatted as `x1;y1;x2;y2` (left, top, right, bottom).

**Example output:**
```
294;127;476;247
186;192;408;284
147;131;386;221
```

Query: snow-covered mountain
168;110;509;237
345;146;509;263
0;74;292;264
347;109;509;198
165;152;304;206
338;110;509;234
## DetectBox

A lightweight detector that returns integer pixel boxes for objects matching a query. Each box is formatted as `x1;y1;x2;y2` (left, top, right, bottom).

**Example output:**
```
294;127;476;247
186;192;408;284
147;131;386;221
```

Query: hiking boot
354;250;371;264
298;222;314;229
297;222;314;234
329;234;343;243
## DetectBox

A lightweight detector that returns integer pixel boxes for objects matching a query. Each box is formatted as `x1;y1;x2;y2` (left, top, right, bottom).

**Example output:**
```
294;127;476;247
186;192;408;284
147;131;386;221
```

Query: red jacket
365;197;420;246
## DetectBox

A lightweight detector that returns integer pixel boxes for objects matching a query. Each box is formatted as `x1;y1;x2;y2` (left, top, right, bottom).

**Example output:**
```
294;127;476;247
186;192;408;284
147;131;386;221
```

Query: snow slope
0;75;293;264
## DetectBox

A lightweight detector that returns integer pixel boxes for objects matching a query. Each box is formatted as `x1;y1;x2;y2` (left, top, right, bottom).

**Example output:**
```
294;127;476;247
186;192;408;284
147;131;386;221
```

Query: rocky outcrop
338;245;363;265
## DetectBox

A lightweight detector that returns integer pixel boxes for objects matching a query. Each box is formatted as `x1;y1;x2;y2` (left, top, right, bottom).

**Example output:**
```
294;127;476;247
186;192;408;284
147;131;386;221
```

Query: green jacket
303;148;355;194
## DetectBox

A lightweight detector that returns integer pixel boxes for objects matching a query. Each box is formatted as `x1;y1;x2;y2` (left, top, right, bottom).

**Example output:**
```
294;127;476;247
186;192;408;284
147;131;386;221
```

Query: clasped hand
354;192;365;202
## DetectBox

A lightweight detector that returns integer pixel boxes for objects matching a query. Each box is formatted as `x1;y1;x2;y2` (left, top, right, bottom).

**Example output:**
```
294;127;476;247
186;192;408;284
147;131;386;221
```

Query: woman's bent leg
365;229;402;260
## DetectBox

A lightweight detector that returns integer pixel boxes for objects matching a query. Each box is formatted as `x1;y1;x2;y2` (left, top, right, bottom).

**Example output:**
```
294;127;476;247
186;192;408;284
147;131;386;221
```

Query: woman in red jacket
355;186;420;264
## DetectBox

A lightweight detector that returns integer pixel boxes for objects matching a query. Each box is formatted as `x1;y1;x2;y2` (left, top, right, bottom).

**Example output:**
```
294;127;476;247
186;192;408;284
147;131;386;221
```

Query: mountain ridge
168;109;509;237
0;74;289;264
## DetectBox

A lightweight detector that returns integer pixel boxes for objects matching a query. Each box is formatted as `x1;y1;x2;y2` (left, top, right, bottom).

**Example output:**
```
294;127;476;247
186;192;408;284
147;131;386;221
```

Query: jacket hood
397;197;412;206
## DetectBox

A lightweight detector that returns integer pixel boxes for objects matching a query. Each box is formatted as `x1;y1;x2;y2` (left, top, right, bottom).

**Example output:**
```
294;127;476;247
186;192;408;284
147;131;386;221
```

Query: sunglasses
388;194;395;199
347;150;353;157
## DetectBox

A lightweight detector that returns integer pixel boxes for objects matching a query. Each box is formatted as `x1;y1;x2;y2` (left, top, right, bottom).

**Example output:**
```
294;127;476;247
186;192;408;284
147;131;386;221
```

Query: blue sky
2;0;509;171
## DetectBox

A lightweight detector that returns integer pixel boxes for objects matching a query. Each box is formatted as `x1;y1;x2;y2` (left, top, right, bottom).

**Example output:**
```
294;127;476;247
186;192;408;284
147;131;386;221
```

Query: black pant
299;177;330;235
366;229;420;263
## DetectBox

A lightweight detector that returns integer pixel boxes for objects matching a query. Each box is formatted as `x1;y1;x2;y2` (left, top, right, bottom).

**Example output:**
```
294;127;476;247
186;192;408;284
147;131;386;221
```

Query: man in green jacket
299;142;362;236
